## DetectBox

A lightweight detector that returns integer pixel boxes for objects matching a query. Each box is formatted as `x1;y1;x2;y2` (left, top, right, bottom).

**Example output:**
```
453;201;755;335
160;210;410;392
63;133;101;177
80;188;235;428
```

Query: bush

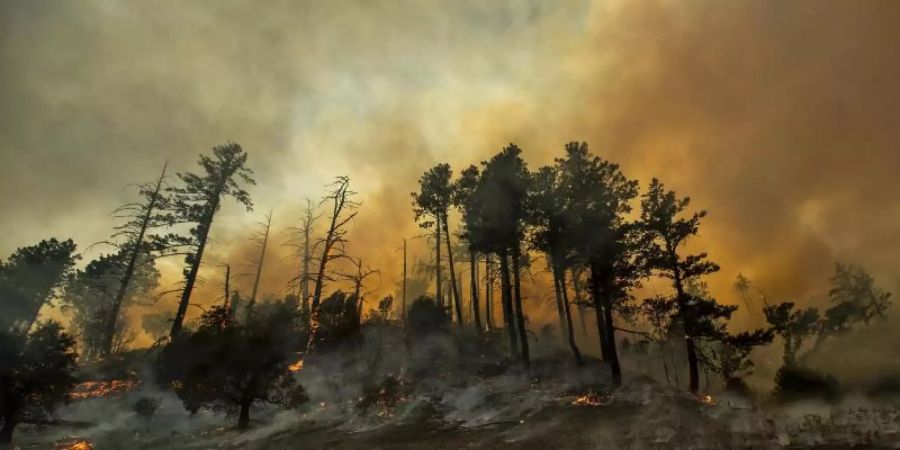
774;365;841;402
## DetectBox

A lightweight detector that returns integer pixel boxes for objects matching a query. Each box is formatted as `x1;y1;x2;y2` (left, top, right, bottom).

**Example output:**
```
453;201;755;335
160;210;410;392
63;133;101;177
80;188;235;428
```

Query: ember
697;394;716;406
53;438;94;450
288;358;304;373
571;393;604;407
70;379;139;400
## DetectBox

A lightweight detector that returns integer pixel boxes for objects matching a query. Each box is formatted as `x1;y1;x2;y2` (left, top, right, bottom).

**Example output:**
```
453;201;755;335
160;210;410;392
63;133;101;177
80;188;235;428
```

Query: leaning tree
168;143;255;337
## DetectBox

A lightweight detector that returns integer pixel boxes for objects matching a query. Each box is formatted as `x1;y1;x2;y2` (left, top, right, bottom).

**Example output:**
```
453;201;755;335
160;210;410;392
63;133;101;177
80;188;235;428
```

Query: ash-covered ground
14;354;900;450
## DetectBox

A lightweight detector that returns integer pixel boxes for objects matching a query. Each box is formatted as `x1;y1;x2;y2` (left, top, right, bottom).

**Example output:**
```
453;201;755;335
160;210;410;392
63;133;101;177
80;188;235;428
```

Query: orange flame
571;393;604;407
53;438;94;449
697;394;716;405
288;358;305;373
70;379;139;400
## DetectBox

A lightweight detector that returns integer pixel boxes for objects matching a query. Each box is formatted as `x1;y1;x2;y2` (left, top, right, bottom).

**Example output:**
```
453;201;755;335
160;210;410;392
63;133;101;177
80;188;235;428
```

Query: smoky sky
2;0;899;342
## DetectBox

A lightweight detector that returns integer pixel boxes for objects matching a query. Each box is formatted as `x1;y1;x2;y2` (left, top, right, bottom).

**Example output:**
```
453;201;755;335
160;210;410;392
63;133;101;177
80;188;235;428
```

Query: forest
0;141;895;449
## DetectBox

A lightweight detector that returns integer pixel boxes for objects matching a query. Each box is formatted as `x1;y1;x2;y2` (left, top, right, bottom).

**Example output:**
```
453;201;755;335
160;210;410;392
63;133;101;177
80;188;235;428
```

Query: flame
288;358;305;373
70;379;139;400
53;438;94;450
571;393;604;407
697;394;716;405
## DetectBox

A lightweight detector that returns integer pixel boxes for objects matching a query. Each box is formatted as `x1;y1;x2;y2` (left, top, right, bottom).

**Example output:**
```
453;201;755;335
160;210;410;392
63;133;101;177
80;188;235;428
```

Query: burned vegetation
1;141;897;449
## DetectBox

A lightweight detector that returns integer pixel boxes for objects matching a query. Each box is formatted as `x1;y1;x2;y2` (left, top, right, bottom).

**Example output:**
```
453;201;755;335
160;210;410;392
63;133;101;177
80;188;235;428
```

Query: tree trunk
589;264;610;363
434;222;442;307
671;264;700;394
485;254;494;330
104;166;166;355
0;414;15;445
237;400;252;430
469;249;482;335
171;198;219;337
511;245;529;367
248;211;273;314
499;250;518;358
550;257;568;348
572;269;589;336
602;292;622;387
686;336;700;394
402;239;408;324
442;216;463;325
557;268;583;366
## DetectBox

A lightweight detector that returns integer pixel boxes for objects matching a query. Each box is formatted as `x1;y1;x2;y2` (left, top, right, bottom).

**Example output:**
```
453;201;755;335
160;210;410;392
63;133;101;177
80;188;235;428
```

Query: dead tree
311;177;358;310
247;210;273;313
101;163;173;355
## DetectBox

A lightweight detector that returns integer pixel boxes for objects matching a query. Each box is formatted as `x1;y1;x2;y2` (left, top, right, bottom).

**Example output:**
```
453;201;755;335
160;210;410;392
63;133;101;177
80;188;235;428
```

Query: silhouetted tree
413;164;463;325
100;163;175;356
465;145;531;364
527;164;582;365
638;178;719;394
764;301;820;366
559;142;640;386
0;239;78;334
157;300;306;430
453;164;483;334
0;321;78;445
407;295;449;338
827;262;891;324
168;143;255;337
62;248;159;358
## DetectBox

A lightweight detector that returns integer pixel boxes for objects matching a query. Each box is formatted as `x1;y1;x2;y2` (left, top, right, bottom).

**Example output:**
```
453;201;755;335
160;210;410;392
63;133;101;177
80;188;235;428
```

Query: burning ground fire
53;438;94;449
69;379;139;400
571;393;605;407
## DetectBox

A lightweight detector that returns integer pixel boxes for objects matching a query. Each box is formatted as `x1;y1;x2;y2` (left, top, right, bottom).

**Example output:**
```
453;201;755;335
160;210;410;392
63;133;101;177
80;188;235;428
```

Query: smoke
2;0;900;374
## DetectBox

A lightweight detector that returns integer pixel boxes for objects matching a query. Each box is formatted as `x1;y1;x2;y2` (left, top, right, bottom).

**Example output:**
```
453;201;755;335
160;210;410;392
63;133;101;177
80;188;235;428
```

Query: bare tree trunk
589;264;610;363
499;250;518;358
103;163;166;354
402;239;408;324
237;399;252;430
485;254;494;330
442;216;463;325
557;267;583;366
672;268;700;394
469;249;482;335
550;256;568;348
224;266;230;305
511;244;529;367
0;413;15;445
171;195;220;337
301;199;315;309
572;268;588;336
434;222;442;307
602;292;622;387
248;210;273;314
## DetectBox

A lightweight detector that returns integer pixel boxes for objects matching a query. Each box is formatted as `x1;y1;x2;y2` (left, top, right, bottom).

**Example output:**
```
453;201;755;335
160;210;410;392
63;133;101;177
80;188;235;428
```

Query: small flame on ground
70;379;139;400
53;438;94;450
697;394;716;405
288;358;305;373
571;393;604;407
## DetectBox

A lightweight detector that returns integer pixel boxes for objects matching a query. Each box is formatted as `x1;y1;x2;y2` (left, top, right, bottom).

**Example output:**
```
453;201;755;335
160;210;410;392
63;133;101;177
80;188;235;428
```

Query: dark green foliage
763;301;820;366
156;300;306;430
0;321;79;444
774;365;841;402
407;295;449;337
311;290;362;352
0;239;78;334
62;247;160;359
703;329;774;394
